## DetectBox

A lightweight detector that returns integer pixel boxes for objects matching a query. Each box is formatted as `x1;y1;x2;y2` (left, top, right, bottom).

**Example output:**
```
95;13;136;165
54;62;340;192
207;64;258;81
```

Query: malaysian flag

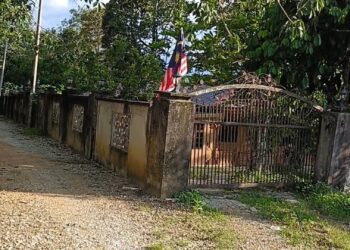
159;29;188;92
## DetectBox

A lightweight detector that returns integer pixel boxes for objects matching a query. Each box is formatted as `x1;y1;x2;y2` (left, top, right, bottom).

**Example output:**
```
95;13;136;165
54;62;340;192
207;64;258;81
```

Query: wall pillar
316;112;350;192
146;92;194;198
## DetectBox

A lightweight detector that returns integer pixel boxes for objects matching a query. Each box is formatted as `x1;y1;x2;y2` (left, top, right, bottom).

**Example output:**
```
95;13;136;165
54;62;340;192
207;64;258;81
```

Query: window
193;124;204;149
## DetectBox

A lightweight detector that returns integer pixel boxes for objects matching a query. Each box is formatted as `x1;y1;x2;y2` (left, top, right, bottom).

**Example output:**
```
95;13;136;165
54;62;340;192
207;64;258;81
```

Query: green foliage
239;193;317;223
0;0;31;44
4;0;350;104
175;190;207;213
245;0;350;103
296;183;350;221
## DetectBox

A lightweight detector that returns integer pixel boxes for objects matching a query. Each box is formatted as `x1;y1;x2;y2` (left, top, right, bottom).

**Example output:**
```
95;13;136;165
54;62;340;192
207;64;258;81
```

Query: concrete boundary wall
0;91;193;197
94;97;150;187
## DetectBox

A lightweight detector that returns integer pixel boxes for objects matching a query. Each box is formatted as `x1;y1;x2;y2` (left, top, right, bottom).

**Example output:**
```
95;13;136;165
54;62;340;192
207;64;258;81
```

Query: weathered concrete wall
47;96;63;141
94;98;150;186
328;113;350;191
1;93;30;124
126;104;149;185
1;92;195;197
146;92;194;198
317;112;350;192
63;95;89;154
316;113;337;182
95;100;124;172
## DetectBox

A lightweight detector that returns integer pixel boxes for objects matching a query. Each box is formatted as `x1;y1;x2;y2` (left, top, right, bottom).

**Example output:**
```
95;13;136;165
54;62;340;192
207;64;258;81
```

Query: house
190;87;315;174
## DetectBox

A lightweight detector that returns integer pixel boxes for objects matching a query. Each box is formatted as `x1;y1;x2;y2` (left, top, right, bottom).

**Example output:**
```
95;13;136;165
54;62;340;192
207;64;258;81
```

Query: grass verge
237;184;350;249
147;190;236;250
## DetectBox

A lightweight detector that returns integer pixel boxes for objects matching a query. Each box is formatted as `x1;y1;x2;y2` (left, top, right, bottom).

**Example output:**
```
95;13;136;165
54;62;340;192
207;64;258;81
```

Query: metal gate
188;73;323;187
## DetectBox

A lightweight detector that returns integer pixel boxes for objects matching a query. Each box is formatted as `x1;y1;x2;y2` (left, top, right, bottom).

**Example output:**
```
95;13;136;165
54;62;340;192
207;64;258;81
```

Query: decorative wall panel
72;105;84;133
52;102;60;125
111;113;131;152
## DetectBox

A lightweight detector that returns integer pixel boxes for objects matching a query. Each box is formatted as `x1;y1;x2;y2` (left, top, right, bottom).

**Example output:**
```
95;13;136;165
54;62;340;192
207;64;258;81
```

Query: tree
0;0;31;44
245;0;350;102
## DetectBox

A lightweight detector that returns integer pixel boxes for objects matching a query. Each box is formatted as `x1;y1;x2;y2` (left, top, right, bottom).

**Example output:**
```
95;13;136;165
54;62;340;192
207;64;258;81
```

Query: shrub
175;190;206;213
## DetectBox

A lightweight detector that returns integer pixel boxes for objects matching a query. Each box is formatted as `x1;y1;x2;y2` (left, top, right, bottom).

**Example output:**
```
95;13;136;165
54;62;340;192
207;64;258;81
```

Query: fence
0;91;193;197
0;87;349;193
188;84;323;187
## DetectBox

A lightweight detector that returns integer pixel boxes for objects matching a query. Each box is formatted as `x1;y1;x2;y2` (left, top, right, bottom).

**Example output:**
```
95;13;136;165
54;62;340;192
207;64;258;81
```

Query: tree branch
277;0;294;23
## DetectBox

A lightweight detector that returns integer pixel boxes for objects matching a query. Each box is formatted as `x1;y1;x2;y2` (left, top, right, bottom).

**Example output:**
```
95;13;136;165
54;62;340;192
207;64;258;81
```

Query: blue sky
40;0;109;28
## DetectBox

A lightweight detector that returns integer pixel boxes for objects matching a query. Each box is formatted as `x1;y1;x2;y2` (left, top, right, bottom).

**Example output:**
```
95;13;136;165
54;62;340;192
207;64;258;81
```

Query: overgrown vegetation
2;0;350;103
237;185;350;249
296;183;350;221
175;190;208;213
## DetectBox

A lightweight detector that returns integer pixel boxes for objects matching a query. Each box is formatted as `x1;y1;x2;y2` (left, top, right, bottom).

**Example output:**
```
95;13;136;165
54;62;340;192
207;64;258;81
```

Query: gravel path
0;116;296;249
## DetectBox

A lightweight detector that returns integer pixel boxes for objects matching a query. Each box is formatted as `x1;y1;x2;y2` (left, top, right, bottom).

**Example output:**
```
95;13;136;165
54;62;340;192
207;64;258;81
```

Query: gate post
316;112;350;192
146;92;194;198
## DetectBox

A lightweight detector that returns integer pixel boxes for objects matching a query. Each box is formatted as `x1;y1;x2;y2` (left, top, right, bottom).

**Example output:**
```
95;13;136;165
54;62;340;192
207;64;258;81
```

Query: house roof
190;85;232;105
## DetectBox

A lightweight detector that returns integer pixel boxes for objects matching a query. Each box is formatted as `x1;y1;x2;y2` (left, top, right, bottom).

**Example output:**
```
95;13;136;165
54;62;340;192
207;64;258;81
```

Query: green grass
189;166;312;184
237;186;350;249
147;190;236;249
175;190;208;213
296;183;350;221
23;127;43;137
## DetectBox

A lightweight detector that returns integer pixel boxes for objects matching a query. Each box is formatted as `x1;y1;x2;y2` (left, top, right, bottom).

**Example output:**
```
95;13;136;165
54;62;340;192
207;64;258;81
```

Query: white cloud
47;0;69;9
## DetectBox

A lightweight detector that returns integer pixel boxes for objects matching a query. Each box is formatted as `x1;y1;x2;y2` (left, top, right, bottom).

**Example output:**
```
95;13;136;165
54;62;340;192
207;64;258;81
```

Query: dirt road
0;116;294;250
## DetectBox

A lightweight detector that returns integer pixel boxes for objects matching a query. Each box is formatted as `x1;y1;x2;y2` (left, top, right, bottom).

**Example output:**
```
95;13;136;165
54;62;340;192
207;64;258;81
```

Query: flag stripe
159;30;188;92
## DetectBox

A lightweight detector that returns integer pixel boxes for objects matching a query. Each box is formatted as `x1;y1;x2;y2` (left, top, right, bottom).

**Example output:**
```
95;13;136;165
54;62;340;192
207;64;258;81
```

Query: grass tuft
175;190;207;213
169;190;236;249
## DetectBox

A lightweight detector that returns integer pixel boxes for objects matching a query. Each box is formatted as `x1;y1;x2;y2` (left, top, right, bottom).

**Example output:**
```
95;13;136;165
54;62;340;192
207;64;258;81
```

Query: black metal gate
188;74;323;187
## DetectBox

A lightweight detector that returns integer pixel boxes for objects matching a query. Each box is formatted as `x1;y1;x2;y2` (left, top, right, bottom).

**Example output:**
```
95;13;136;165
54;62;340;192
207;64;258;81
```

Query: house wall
191;124;251;166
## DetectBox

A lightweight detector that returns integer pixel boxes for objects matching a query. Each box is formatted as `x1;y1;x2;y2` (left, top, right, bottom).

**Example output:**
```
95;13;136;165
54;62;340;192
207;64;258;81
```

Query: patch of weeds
152;190;237;249
208;229;236;250
238;191;350;249
137;203;153;213
173;213;235;250
144;243;165;250
23;127;43;137
295;182;350;221
328;225;350;250
174;239;189;248
175;190;225;216
175;190;207;213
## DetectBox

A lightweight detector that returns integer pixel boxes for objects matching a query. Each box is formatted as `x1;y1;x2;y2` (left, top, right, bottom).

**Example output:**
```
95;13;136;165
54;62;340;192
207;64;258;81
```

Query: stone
270;226;282;231
250;207;258;212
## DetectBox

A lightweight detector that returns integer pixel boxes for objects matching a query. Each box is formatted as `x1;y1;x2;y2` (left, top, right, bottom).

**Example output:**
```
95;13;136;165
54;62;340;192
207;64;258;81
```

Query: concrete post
316;112;350;192
146;92;194;198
